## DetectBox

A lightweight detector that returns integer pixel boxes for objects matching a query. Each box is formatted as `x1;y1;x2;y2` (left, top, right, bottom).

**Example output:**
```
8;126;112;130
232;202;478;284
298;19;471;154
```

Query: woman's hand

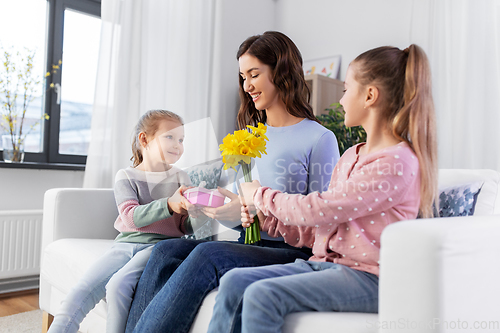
201;187;241;223
184;197;205;219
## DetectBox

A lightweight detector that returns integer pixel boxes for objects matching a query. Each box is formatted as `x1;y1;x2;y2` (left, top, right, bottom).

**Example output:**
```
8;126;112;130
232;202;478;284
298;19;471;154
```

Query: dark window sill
0;161;85;171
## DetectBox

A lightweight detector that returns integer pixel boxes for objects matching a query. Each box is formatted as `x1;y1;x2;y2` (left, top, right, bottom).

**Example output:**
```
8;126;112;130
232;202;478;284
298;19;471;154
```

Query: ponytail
131;132;144;168
353;45;438;218
394;45;437;218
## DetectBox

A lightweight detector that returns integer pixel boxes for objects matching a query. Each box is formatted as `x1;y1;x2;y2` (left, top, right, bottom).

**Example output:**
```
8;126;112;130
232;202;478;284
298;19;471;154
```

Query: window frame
0;0;101;168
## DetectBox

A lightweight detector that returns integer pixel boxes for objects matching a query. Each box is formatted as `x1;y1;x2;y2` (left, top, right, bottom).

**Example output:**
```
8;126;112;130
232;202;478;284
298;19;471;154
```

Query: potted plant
317;102;366;156
0;47;53;163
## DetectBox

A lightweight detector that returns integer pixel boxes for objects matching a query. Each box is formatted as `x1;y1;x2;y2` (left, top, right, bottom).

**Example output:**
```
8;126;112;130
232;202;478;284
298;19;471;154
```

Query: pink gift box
183;187;225;207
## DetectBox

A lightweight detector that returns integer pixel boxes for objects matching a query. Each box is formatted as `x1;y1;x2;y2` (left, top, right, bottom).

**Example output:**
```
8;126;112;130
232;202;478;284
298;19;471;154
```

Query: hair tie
403;47;410;55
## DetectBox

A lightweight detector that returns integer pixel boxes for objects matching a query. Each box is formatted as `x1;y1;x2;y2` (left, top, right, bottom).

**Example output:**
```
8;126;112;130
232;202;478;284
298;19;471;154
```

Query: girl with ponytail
208;44;438;333
349;45;437;218
49;110;193;333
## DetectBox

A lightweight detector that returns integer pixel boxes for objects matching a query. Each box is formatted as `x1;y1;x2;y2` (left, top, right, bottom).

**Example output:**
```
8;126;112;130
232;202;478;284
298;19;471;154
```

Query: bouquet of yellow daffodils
219;123;268;244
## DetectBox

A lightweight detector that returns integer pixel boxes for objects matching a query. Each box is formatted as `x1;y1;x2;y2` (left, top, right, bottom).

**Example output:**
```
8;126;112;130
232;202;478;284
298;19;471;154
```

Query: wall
0;0;277;212
275;1;500;171
0;168;84;211
0;167;83;292
1;0;417;211
210;0;277;141
275;0;414;80
2;0;407;210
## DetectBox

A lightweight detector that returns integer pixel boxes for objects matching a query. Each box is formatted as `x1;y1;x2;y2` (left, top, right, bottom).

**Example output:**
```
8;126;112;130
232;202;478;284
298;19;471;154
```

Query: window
0;0;101;167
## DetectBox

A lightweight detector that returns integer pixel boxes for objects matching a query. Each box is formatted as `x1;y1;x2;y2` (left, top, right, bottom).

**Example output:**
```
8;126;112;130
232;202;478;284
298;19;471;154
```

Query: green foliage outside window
0;47;53;158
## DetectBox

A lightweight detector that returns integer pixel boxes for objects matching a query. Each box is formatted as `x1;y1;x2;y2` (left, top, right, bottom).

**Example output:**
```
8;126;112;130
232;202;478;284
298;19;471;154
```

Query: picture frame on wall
303;55;341;80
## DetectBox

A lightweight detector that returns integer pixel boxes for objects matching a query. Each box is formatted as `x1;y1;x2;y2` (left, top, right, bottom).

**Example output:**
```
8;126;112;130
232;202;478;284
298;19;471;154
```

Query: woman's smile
250;92;261;102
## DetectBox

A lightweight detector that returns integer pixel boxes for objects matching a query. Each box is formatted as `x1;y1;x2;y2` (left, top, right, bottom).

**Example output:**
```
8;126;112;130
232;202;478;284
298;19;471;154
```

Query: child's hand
238;180;261;214
240;205;264;229
240;205;254;227
168;186;190;215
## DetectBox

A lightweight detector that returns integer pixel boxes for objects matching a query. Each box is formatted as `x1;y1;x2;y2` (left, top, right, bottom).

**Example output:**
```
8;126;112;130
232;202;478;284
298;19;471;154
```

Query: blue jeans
125;239;312;333
48;242;153;333
207;259;379;333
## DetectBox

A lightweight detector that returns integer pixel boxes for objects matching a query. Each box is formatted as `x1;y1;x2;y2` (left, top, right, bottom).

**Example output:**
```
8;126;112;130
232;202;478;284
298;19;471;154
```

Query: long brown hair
236;31;318;129
131;110;184;167
353;45;438;218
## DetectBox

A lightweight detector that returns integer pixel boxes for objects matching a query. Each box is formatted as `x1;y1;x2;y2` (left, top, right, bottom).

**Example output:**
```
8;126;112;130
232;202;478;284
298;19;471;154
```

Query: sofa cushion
438;169;500;215
41;238;115;296
283;312;378;333
187;289;378;333
40;239;115;333
438;182;482;217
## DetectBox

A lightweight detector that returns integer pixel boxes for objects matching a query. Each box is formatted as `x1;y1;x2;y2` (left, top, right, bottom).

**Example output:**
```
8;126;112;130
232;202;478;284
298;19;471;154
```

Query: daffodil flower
218;123;269;244
247;123;268;140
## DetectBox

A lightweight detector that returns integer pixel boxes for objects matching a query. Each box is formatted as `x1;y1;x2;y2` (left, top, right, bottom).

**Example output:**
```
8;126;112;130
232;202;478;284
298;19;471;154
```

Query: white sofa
40;169;500;333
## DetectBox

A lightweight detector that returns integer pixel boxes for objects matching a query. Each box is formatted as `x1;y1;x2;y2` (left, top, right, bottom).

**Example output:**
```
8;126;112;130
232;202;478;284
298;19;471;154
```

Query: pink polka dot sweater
254;141;421;276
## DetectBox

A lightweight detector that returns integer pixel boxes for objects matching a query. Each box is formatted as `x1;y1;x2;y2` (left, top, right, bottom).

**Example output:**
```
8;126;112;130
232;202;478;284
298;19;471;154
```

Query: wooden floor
0;289;39;317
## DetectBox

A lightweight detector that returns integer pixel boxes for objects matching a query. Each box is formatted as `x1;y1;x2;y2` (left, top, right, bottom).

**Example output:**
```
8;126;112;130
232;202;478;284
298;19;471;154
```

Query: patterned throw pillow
182;158;224;240
185;158;224;189
438;182;483;217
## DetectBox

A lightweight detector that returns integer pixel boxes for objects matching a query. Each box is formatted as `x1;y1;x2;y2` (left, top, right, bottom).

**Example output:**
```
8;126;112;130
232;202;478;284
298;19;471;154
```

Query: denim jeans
207;259;379;333
125;239;312;333
48;242;153;333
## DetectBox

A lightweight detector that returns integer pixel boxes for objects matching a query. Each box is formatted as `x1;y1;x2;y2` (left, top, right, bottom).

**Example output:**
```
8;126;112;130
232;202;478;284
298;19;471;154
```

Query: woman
125;31;340;333
209;44;438;333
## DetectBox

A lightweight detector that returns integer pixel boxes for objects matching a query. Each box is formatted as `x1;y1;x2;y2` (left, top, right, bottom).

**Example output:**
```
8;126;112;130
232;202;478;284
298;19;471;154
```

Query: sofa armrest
42;188;119;252
379;215;500;332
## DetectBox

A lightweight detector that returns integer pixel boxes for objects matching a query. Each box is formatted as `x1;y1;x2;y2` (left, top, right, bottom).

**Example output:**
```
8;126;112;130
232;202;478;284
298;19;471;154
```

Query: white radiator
0;210;43;280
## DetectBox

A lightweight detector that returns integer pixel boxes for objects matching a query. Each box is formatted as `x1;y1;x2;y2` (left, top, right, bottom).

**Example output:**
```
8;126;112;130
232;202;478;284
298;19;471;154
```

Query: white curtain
411;0;500;170
83;0;232;188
